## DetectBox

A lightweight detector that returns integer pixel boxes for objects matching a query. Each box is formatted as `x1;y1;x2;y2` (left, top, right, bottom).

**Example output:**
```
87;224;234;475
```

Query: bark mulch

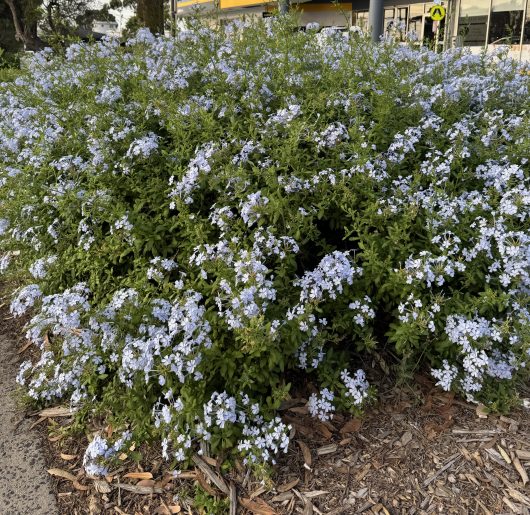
5;282;530;514
32;376;530;515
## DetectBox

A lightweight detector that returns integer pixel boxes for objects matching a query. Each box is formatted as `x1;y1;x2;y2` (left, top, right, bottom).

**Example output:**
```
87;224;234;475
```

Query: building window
396;7;408;32
354;11;369;30
408;3;424;38
459;0;491;46
488;0;525;43
385;8;395;31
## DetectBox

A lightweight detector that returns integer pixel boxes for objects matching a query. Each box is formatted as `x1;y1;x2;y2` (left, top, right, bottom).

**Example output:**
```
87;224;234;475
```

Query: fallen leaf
340;418;361;434
47;468;77;482
503;496;518;512
465;473;480;487
123;472;153;480
239;497;277;515
271;492;294;502
277;479;299;493
60;453;77;461
355;463;372;481
517;450;530;460
168;507;181;514
315;422;333;440
249;485;267;499
303;500;314;515
39;406;76;418
17;340;32;354
137;479;156;487
72;480;89;491
118;452;128;461
202;456;218;467
297;441;312;467
508;488;530;506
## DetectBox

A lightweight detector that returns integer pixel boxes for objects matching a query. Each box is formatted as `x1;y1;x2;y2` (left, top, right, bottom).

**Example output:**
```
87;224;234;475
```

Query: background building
174;0;530;59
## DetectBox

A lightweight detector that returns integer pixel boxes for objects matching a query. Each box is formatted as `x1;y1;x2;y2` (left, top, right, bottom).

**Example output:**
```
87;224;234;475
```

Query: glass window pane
385;8;395;30
458;16;489;45
489;0;524;43
488;10;523;42
354;11;369;30
460;0;490;16
459;0;489;46
491;0;524;11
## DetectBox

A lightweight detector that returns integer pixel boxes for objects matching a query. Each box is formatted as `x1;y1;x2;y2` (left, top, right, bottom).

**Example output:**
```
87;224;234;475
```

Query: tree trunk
136;0;164;34
5;0;44;51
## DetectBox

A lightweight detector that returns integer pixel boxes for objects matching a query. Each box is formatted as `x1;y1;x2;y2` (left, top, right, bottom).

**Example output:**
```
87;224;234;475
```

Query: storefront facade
175;0;530;59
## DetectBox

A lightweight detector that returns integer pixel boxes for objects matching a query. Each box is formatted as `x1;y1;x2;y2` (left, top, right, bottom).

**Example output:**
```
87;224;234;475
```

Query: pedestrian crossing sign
429;5;446;20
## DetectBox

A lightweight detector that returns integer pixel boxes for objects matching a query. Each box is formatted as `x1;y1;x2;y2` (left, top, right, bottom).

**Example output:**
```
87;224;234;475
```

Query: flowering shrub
0;18;529;473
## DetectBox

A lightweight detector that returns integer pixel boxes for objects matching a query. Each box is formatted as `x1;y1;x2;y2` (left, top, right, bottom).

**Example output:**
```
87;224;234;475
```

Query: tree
136;0;164;34
110;0;164;36
40;0;116;40
1;0;21;53
4;0;44;50
3;0;119;51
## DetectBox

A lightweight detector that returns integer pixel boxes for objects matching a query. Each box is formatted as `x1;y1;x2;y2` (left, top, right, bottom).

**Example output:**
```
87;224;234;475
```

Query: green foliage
0;17;529;482
0;66;20;82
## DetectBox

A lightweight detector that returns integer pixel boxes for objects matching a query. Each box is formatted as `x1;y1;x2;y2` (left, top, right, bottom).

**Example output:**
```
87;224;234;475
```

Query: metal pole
368;0;384;42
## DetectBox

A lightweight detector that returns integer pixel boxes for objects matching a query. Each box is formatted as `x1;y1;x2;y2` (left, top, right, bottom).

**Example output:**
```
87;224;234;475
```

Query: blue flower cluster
1;18;529;475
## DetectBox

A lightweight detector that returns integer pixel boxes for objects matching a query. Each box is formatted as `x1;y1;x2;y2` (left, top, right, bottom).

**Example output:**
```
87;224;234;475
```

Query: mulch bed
3;281;530;514
32;375;530;515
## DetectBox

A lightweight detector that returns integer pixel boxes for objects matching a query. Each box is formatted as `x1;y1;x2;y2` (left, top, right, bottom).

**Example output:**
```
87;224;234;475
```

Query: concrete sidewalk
0;332;58;515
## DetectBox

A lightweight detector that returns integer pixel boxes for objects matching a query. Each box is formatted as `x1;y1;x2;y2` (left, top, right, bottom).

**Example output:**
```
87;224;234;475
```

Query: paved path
0;331;58;515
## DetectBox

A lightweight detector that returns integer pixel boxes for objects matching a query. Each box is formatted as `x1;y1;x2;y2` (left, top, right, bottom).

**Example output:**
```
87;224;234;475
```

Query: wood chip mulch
3;281;529;515
31;375;530;515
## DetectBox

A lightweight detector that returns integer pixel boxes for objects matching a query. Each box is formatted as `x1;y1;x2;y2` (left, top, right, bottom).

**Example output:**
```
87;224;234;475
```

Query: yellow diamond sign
429;5;446;20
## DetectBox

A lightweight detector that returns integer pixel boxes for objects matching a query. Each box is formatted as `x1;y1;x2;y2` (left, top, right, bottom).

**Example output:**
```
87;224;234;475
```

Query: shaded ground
0;300;58;515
